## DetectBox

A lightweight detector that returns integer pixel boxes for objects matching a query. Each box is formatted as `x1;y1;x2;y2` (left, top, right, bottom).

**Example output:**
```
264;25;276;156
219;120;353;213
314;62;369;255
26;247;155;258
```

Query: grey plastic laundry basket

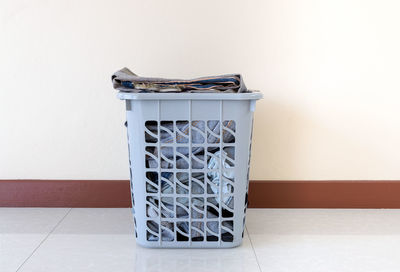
118;92;262;248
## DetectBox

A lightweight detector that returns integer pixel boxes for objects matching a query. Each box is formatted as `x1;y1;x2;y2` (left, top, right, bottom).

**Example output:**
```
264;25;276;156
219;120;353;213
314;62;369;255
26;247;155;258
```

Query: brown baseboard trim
1;180;400;208
248;180;400;208
0;180;131;208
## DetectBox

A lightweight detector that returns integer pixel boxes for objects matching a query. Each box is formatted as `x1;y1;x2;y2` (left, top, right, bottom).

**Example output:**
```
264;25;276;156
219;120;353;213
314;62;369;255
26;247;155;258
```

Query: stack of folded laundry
112;67;248;93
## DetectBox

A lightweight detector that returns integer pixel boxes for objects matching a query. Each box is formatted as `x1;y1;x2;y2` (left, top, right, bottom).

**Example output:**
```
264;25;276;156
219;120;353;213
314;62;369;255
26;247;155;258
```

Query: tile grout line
15;208;73;272
246;226;263;272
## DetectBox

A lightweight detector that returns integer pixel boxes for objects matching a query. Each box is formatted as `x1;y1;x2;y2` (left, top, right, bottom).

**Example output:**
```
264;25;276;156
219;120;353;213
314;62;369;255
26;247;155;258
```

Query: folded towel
112;67;248;93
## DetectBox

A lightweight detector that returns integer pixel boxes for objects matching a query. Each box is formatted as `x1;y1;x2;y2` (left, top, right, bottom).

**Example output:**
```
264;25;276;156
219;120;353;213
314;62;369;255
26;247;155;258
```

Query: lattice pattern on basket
125;121;138;238
143;119;236;243
242;118;254;238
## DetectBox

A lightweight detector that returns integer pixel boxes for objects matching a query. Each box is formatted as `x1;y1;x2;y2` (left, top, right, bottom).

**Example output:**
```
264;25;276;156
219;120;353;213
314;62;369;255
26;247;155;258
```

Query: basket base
135;239;243;249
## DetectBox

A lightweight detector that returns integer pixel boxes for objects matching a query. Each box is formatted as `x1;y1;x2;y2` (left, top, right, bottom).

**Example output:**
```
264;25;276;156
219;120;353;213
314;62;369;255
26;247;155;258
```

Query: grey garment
112;67;247;93
146;150;234;241
146;198;232;241
144;119;236;241
206;148;235;209
146;120;235;169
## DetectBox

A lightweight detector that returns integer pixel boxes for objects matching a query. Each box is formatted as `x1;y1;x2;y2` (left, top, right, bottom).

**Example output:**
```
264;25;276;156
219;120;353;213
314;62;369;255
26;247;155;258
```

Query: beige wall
1;0;400;180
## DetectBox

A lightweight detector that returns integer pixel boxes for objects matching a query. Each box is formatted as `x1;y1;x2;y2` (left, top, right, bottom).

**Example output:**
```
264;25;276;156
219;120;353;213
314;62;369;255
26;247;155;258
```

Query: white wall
1;0;400;180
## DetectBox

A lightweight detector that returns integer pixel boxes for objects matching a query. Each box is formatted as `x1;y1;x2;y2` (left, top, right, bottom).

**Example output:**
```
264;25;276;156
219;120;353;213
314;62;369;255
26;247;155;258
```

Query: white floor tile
18;234;137;272
0;208;70;272
51;208;134;235
246;209;400;235
246;209;400;272
249;234;400;272
19;208;260;272
13;208;400;272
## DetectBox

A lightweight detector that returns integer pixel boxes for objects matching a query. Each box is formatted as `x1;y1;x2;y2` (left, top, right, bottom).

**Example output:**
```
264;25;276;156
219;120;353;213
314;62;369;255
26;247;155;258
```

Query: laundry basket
118;92;262;248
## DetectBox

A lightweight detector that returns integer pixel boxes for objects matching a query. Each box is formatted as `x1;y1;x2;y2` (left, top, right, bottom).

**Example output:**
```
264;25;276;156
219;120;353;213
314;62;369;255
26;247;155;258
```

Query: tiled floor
1;208;400;272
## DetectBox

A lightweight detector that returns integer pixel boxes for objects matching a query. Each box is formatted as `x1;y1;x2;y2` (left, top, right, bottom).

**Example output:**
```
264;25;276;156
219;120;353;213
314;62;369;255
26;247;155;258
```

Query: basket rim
117;91;263;101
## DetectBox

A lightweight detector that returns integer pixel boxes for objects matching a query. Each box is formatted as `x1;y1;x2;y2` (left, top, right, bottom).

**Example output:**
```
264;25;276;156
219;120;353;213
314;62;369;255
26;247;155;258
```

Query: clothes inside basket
143;120;236;241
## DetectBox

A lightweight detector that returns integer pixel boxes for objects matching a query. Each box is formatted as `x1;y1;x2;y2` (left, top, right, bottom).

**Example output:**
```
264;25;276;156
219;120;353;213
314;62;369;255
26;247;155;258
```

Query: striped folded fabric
112;67;248;93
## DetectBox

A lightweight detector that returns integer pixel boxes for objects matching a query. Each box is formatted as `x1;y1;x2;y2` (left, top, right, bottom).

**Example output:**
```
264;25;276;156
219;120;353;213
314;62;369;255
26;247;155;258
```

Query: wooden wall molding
247;180;400;208
1;180;400;208
0;180;131;208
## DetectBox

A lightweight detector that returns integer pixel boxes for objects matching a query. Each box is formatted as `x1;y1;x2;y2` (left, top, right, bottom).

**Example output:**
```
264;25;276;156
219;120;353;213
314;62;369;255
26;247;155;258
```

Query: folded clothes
112;67;247;93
